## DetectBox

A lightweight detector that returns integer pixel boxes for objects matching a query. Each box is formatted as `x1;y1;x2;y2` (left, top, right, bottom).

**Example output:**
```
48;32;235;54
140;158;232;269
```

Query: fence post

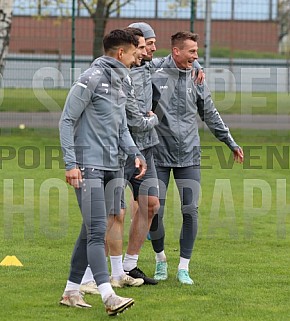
190;0;195;32
71;0;76;84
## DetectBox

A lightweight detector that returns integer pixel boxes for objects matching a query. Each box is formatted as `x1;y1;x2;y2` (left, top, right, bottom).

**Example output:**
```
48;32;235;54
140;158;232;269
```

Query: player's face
121;44;137;68
134;36;147;66
173;39;198;69
143;37;156;61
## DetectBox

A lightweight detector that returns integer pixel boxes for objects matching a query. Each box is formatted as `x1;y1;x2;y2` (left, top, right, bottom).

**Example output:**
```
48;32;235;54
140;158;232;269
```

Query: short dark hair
103;29;139;53
123;27;144;39
171;31;199;49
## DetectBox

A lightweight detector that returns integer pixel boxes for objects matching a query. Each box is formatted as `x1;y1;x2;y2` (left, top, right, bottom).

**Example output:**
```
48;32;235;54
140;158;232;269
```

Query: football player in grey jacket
149;31;244;285
121;23;205;285
79;27;157;291
106;26;160;286
121;22;161;285
59;29;146;316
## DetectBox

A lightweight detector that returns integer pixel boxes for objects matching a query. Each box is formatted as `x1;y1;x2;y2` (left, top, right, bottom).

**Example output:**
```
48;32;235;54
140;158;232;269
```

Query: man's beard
143;56;152;61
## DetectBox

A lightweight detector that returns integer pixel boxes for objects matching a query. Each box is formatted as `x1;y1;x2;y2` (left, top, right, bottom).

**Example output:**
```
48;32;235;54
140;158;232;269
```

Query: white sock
110;255;125;280
123;253;138;272
178;257;190;271
155;250;166;262
64;280;80;293
98;282;115;302
81;265;94;285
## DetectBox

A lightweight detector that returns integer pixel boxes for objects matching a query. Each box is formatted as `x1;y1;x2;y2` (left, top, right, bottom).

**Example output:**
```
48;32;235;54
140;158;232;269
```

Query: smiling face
134;36;147;66
172;39;198;69
143;37;156;61
119;44;137;68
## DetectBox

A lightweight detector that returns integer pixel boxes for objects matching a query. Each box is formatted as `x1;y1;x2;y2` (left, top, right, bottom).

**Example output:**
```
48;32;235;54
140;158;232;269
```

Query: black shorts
121;148;159;208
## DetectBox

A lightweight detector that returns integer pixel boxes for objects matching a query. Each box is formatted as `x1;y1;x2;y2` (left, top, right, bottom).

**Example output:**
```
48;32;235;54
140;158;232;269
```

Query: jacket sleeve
151;57;166;69
193;60;202;70
59;83;92;170
118;107;143;158
196;81;239;151
123;75;158;132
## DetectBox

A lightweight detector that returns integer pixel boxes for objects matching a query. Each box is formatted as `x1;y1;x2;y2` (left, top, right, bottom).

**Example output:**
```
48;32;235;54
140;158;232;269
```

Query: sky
13;0;278;21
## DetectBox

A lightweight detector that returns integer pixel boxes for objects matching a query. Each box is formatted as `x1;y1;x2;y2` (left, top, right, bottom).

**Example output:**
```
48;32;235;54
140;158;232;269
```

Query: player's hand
65;168;82;188
194;68;205;85
134;156;147;180
233;147;244;163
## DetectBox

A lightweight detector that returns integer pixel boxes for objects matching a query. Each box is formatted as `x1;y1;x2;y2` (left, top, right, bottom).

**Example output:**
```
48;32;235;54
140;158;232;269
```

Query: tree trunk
278;0;290;54
92;0;108;58
0;0;13;76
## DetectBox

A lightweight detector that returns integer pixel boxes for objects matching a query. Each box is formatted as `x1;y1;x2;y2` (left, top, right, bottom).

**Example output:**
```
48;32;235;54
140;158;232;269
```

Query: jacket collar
161;55;193;77
91;56;129;81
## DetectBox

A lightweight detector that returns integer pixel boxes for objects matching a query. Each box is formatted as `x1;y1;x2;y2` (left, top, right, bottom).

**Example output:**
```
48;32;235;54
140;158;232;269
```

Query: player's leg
123;149;160;284
173;166;200;285
149;166;171;281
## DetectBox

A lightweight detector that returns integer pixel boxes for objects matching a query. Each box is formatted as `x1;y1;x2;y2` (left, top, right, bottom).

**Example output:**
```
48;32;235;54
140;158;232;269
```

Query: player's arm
193;60;205;85
59;72;94;186
196;81;243;163
124;75;158;132
119;110;147;178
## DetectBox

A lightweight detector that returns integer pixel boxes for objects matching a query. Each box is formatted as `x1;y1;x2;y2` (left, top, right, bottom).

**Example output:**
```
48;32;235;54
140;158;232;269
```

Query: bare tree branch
79;0;94;16
0;0;13;75
109;0;133;15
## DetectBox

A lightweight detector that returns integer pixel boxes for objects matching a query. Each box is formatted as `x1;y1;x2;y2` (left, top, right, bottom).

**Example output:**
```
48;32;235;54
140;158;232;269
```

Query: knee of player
88;230;106;243
181;204;199;217
116;212;125;224
148;196;160;215
109;213;125;224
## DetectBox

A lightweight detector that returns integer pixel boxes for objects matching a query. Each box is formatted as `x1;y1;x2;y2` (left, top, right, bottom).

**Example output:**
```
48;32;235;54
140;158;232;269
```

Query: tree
79;0;134;58
0;0;13;76
278;0;290;54
16;0;134;58
164;0;196;19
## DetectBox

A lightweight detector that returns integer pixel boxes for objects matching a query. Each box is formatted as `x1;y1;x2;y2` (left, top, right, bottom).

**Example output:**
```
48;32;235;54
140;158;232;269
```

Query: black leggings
150;166;200;259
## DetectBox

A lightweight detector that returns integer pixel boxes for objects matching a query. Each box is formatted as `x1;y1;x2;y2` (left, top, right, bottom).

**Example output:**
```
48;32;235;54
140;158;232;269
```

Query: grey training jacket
122;59;203;151
151;54;239;167
59;56;140;171
122;62;159;151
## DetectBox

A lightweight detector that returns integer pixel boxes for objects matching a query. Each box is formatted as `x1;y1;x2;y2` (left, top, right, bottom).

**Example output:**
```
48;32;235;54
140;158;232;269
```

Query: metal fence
3;55;290;93
2;0;290;92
